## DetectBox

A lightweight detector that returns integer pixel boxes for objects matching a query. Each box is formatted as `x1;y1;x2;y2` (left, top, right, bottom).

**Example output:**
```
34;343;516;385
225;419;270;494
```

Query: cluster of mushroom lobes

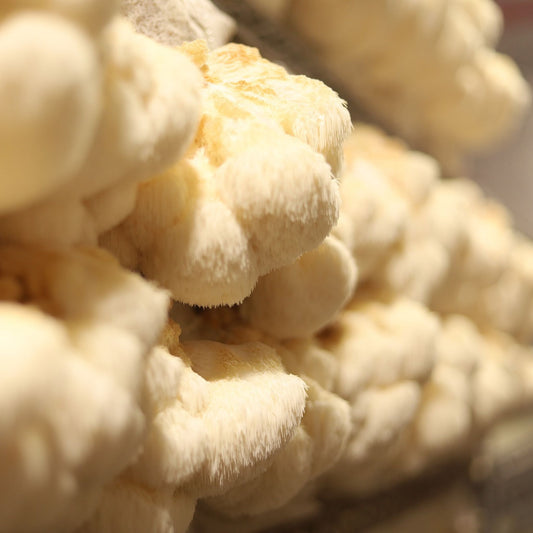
249;0;531;170
1;1;532;533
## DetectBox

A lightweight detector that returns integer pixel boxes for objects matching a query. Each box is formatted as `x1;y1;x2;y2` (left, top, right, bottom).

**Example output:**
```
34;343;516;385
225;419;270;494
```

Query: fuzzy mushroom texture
106;316;351;525
239;236;357;340
446;235;533;342
111;323;309;497
333;151;408;282
121;0;235;49
317;289;439;403
334;125;439;282
168;301;342;393
342;125;439;207
0;9;101;214
323;311;533;498
321;318;479;496
81;333;309;533
102;41;351;307
0;246;169;533
170;321;351;520
278;337;339;393
279;0;530;168
388;315;486;486
398;319;533;486
335;126;471;302
363;166;517;310
310;291;444;496
429;181;517;324
373;181;470;303
504;238;533;342
471;330;533;428
0;11;202;246
191;326;350;517
324;381;423;496
170;303;342;396
320;315;480;496
203;376;351;517
413;318;481;452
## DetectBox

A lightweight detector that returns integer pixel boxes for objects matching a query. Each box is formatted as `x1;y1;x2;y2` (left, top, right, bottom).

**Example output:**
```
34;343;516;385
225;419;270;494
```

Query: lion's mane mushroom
0;245;169;533
101;41;351;307
0;4;202;246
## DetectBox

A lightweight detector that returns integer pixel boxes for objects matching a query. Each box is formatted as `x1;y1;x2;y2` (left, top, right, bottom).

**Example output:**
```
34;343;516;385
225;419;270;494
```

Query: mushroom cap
241;236;357;339
127;339;308;498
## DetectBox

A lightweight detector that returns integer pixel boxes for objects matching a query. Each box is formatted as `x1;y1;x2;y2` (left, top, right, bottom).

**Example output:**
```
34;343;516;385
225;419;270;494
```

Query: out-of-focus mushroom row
248;0;531;170
1;1;532;533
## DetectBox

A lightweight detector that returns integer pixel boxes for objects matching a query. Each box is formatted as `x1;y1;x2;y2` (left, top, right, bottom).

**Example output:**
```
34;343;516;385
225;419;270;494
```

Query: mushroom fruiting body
0;7;202;246
0;246;169;533
102;41;351;307
259;0;531;167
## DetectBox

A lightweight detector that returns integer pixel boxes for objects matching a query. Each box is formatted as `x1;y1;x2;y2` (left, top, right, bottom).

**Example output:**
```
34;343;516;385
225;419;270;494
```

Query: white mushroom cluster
320;299;533;497
248;0;530;169
0;246;170;533
102;40;351;307
1;1;533;533
182;124;533;531
336;126;533;343
0;2;203;247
